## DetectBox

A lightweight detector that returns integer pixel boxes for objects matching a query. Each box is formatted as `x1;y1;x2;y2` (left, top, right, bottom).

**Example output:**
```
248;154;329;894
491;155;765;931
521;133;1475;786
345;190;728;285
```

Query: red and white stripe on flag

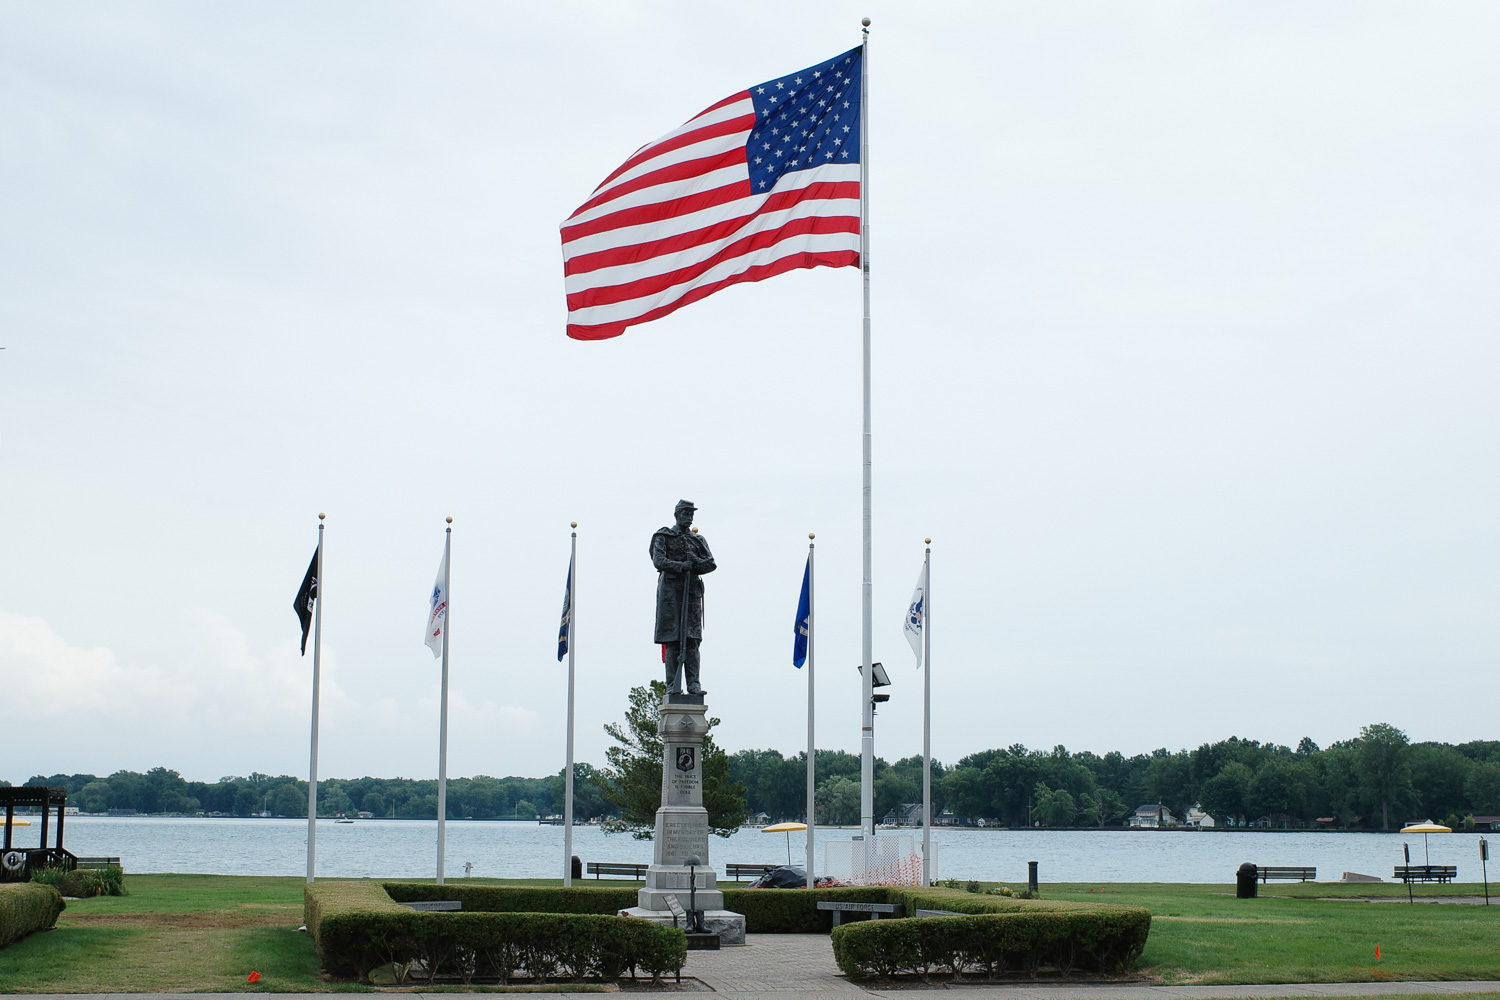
561;49;863;341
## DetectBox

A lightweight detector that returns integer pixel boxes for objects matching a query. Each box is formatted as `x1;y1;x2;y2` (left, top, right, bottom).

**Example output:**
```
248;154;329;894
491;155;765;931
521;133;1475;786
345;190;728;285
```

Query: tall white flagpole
564;522;578;886
805;533;816;887
306;513;325;884
436;516;452;884
858;17;876;854
921;538;932;886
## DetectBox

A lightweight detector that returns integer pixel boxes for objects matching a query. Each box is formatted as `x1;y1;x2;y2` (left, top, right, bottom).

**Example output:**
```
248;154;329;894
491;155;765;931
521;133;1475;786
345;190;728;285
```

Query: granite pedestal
618;693;746;945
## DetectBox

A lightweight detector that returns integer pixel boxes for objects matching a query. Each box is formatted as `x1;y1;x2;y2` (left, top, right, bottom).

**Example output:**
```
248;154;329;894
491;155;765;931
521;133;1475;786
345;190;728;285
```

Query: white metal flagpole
805;533;816;887
921;538;932;886
858;17;876;857
564;522;577;886
306;513;325;884
436;517;452;884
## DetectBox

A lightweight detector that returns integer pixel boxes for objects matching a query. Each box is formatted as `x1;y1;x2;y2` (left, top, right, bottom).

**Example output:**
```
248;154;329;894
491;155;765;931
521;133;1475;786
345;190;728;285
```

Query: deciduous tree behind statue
594;680;748;839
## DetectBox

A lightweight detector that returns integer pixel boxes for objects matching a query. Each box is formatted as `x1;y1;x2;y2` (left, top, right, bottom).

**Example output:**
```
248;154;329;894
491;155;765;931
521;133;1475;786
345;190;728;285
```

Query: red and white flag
561;47;863;341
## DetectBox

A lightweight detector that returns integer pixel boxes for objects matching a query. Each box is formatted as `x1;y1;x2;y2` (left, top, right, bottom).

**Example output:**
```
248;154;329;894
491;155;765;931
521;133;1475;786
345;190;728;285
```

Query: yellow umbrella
1400;820;1451;866
761;821;807;865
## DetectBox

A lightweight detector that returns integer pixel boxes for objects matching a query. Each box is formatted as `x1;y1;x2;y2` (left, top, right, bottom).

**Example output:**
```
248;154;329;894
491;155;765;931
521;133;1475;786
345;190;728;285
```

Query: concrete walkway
677;934;1499;998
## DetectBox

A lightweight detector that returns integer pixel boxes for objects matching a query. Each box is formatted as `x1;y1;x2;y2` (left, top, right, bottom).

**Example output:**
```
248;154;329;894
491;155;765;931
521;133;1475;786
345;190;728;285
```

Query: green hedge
386;881;909;934
722;886;896;932
305;881;685;984
384;881;638;915
830;901;1151;980
0;883;65;949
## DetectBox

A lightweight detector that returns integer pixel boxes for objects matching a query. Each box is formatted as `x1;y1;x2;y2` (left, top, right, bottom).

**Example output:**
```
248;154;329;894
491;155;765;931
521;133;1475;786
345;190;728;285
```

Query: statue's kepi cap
675;499;697;513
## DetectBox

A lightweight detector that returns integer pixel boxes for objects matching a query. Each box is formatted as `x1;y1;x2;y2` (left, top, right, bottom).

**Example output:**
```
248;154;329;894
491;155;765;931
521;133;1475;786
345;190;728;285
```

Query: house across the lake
1128;803;1178;828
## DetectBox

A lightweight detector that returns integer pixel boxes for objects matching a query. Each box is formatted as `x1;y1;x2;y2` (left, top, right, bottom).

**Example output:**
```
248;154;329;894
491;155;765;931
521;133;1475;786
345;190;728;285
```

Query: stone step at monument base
618;906;746;946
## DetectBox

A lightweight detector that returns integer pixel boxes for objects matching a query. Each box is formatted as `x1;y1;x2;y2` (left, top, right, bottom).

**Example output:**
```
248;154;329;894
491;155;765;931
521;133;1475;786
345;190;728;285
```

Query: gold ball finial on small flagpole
318;513;325;521
571;521;578;529
809;532;815;540
925;537;931;545
446;516;453;524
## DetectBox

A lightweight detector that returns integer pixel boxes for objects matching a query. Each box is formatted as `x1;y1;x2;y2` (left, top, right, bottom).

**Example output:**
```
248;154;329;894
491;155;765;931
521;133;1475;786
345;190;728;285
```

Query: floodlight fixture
857;661;891;687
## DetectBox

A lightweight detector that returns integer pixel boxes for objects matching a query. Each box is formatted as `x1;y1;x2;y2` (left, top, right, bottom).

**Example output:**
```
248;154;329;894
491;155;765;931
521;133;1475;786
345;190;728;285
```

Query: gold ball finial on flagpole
571;521;578;529
809;532;815;540
925;537;931;545
446;516;453;524
318;512;325;520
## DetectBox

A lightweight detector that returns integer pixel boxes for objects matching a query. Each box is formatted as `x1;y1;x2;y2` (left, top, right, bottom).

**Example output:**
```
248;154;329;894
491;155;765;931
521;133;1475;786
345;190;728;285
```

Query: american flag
561;47;863;341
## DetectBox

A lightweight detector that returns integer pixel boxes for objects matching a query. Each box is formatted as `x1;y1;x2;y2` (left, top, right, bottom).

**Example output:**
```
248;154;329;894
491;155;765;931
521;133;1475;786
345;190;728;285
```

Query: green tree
594;680;747;839
1465;762;1500;816
1356;722;1411;830
1408;743;1472;822
815;774;861;825
272;784;306;817
1199;761;1253;824
1079;787;1126;827
514;798;537;820
362;791;386;817
1033;782;1077;827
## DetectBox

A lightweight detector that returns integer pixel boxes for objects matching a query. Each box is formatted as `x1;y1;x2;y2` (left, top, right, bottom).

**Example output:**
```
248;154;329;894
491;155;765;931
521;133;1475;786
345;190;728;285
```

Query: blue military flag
557;555;573;661
792;555;811;668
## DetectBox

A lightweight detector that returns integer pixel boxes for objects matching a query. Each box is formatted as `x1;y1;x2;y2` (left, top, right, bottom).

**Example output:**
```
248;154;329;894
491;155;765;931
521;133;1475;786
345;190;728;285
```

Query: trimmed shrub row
383;880;899;933
830;903;1151;981
385;881;638;915
0;883;65;949
305;881;686;984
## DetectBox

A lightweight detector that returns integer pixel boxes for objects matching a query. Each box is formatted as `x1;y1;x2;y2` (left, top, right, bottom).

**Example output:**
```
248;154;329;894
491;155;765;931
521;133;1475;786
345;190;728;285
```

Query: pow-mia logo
675;747;696;773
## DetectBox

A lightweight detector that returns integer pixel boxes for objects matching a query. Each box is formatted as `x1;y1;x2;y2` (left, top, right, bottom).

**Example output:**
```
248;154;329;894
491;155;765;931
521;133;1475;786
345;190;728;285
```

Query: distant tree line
16;767;611;822
729;723;1500;831
18;722;1500;831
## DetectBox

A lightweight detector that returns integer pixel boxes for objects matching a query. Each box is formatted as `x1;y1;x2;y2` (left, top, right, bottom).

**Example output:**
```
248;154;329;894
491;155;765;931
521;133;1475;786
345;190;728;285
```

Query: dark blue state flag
557;555;573;661
793;556;811;667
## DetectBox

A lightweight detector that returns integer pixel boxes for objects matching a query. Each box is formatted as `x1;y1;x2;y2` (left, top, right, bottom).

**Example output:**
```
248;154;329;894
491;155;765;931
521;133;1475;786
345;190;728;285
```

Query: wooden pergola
1;786;75;882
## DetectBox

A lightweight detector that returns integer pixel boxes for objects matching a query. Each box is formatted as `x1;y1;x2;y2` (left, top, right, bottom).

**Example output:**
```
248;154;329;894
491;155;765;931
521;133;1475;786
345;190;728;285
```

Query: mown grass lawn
0;874;333;993
3;874;1498;992
1029;880;1500;985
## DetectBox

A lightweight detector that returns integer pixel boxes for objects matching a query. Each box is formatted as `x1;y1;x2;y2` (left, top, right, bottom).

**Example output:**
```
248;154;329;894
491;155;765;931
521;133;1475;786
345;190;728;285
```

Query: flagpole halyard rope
858;15;876;862
307;513;325;884
437;518;452;884
806;533;816;887
564;522;578;886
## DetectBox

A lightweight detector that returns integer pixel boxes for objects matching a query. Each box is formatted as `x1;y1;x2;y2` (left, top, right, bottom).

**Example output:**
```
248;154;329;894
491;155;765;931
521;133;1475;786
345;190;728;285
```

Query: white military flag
424;547;449;658
903;567;924;666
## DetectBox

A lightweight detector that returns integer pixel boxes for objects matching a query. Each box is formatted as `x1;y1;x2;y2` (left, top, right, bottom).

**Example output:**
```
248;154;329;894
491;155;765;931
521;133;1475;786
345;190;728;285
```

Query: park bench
725;863;777;880
1394;865;1457;883
396;900;461;911
816;899;900;927
586;861;648;879
75;856;121;870
1257;866;1316;882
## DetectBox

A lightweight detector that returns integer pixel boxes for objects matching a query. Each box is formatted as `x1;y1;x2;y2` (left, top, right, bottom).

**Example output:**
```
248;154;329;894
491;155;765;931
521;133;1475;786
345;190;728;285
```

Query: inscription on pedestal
665;744;702;805
660;815;710;864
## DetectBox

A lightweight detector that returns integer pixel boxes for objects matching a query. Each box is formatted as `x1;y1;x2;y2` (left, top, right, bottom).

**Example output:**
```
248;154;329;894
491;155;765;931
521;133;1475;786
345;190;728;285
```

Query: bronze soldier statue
650;499;716;696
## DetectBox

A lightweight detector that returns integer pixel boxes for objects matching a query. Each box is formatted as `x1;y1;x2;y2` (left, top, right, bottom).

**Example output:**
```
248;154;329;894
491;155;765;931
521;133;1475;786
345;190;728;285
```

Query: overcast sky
3;3;1497;788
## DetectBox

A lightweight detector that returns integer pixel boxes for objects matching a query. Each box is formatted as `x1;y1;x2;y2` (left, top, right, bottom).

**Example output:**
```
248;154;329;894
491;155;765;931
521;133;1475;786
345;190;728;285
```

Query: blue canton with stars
746;46;862;194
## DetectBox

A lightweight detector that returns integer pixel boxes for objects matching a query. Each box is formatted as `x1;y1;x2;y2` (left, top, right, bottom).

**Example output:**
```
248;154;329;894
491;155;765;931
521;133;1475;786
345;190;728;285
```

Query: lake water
12;816;1487;883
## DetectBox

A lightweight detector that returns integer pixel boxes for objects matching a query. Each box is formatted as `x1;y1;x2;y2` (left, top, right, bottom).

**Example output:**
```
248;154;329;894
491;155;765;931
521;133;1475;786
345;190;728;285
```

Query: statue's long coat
650;525;716;642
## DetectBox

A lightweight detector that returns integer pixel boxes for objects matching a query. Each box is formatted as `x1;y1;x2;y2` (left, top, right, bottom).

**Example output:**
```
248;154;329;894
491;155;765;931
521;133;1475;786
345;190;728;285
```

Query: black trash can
571;855;583;880
1236;862;1258;898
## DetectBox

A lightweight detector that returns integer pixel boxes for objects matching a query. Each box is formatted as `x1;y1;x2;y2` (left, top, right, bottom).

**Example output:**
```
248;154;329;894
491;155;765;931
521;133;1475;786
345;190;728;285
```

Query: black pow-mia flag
294;545;320;655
